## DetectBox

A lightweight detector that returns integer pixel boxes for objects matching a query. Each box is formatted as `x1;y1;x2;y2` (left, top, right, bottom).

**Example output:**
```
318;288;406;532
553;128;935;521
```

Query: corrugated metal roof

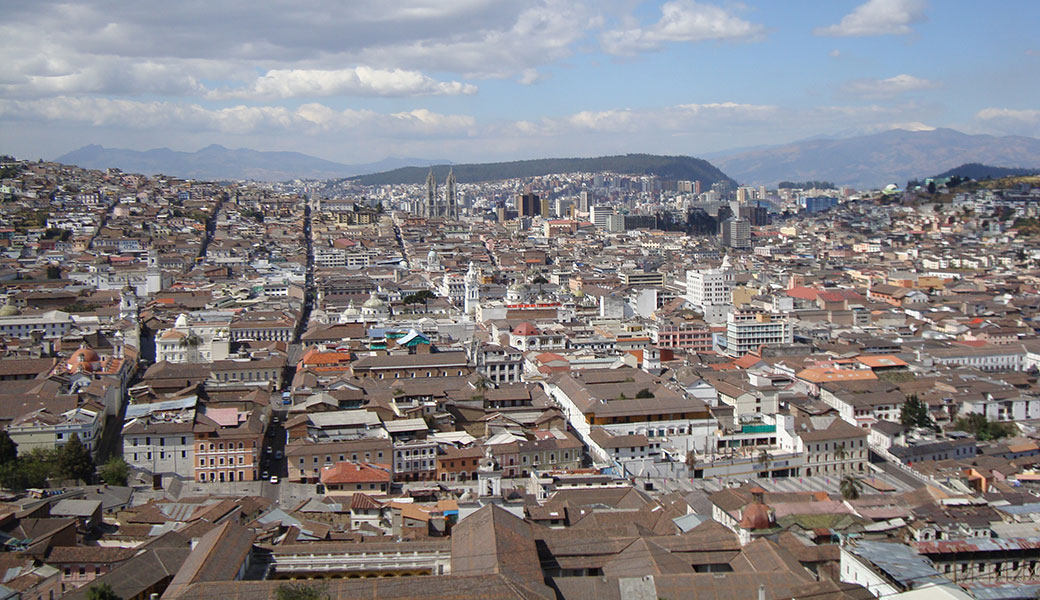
846;540;947;588
913;536;1040;554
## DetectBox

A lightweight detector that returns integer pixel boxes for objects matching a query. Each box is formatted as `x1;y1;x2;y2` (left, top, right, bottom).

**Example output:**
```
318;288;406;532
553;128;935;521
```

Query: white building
155;313;231;363
686;256;734;323
0;310;74;339
724;309;792;356
122;417;196;480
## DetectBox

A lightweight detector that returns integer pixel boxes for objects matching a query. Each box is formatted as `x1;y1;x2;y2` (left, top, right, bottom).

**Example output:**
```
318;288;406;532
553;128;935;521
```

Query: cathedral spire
424;168;436;218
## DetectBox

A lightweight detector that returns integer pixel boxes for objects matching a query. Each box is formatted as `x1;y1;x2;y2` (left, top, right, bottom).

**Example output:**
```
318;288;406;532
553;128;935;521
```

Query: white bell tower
463;261;480;316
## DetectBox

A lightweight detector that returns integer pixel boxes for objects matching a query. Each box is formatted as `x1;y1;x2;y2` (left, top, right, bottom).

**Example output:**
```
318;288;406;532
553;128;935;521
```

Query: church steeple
424;169;436;218
445;168;457;220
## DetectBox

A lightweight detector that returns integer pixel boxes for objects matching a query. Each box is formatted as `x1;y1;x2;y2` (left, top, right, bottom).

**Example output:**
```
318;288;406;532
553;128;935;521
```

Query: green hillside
348;154;735;186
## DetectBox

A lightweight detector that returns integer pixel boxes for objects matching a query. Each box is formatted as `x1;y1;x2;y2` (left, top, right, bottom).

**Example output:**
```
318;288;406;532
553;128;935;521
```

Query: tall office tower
579;190;593;212
444;168;457;219
694;180;702;195
738;203;768;227
685;255;734;323
515;193;540;217
736;187;749;204
424;169;436;218
720;218;751;249
540;197;552;218
590;205;613;229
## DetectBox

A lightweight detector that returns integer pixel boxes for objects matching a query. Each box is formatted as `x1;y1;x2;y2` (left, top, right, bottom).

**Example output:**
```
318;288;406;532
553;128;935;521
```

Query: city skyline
1;0;1038;165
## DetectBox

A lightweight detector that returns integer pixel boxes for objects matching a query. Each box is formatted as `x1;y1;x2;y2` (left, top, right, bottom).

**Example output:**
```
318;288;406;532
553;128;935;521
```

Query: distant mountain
933;163;1040;180
349;154;734;186
54;144;448;181
713;128;1040;189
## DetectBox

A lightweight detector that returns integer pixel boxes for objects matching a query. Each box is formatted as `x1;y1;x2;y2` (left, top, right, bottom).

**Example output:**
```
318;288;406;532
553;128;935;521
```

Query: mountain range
54;144;448;181
712;128;1040;189
347;154;734;187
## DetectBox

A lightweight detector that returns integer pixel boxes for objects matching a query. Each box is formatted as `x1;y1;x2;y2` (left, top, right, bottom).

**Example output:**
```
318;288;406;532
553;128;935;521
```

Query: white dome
363;293;385;309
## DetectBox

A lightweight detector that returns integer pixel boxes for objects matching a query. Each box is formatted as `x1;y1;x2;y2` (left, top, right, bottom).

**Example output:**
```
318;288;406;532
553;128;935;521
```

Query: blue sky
0;0;1037;165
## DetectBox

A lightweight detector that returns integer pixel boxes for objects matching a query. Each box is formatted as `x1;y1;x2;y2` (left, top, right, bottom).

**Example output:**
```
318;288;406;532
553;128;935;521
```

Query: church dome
68;345;101;372
344;300;360;316
362;293;385;309
0;304;20;317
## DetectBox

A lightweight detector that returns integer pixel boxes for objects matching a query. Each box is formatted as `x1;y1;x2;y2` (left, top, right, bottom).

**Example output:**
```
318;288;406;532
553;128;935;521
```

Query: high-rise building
738;203;768;227
686;255;734;323
515;193;540;218
590;205;613;228
725;309;792;356
579;190;593;212
720;218;751;249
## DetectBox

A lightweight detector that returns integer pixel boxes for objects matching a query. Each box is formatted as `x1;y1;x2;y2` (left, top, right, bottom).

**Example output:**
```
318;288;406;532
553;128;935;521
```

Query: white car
269;475;279;484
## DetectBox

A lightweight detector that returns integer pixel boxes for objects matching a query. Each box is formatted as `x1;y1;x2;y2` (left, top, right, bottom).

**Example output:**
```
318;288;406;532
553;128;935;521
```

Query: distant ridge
348;154;735;187
54;144;448;182
933;163;1040;180
713;128;1040;189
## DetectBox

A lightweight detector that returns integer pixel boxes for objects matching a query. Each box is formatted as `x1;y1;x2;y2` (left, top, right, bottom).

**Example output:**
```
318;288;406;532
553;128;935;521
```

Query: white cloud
601;0;764;56
842;74;940;97
0;96;475;137
815;0;927;37
0;0;597;100
975;108;1040;135
829;49;841;58
210;67;476;100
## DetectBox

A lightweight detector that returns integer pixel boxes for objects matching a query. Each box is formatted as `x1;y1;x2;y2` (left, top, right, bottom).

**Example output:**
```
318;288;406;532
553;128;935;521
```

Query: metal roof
845;540;947;589
913;536;1040;555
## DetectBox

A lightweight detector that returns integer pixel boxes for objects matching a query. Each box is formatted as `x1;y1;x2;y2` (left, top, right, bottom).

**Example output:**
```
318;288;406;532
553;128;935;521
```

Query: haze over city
1;0;1038;165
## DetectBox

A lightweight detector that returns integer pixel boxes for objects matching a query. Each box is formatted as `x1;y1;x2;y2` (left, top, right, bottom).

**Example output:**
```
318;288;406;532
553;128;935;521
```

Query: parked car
270;475;279;484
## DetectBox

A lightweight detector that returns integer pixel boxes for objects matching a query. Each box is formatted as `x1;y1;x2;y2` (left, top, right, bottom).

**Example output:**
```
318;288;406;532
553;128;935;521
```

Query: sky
1;0;1038;165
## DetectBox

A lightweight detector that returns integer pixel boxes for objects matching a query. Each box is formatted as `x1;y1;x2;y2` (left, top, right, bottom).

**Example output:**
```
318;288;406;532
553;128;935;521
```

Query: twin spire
423;167;458;219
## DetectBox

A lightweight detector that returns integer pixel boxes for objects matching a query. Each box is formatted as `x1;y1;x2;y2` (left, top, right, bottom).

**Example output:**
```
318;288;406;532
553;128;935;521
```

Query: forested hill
348;154;735;186
934;163;1040;180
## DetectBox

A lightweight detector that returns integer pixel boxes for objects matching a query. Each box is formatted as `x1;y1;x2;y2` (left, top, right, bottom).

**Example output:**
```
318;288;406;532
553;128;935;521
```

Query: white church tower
463;261;480;316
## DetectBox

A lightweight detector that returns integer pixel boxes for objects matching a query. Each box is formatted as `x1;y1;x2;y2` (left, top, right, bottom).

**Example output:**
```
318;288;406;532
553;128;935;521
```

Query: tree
635;388;654;399
757;449;770;476
98;457;129;486
0;430;17;464
833;443;848;475
532;275;548;284
685;450;697;476
900;395;934;429
46;264;62;279
953;413;1016;441
275;582;332;600
59;433;95;482
927;181;937;194
840;475;862;500
86;583;122;600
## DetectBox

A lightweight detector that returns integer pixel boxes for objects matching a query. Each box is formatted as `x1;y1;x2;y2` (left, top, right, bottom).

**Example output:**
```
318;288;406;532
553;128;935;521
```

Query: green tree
59;433;95;482
98;457;129;486
757;449;770;476
0;430;17;463
900;395;934;429
834;443;848;475
46;264;62;279
275;582;332;600
86;583;122;600
840;475;862;500
953;413;1016;441
635;388;654;398
532;275;548;284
